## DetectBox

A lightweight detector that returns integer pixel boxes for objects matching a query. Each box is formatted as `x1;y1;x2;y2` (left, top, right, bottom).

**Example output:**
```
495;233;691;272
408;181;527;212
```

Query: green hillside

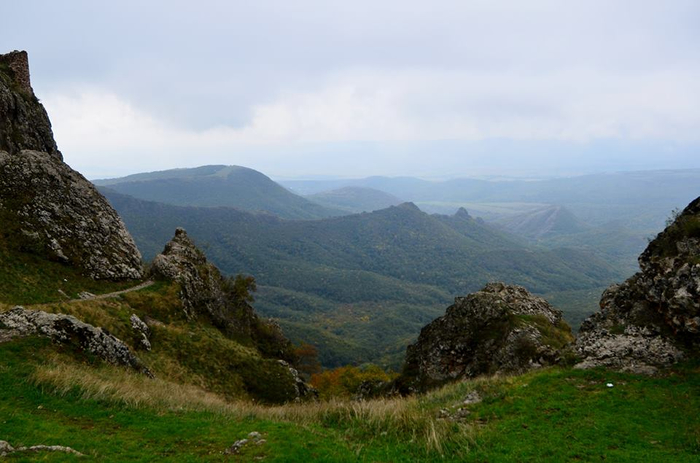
2;335;698;461
306;186;403;213
103;191;624;367
94;165;344;220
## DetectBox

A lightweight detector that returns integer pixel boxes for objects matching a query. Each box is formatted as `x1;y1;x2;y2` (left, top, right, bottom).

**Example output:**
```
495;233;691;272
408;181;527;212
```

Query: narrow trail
72;280;156;302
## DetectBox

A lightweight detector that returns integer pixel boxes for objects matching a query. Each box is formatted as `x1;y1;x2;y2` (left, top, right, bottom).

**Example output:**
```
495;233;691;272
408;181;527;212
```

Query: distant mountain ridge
94;165;344;220
495;205;587;239
103;189;623;367
306;186;403;213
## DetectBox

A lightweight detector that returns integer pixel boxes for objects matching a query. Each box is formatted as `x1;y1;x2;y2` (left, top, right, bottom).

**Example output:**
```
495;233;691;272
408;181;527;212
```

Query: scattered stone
396;283;574;393
130;314;151;351
0;440;84;457
248;432;262;440
225;439;249;455
78;292;96;300
0;306;152;377
0;440;14;456
462;390;482;405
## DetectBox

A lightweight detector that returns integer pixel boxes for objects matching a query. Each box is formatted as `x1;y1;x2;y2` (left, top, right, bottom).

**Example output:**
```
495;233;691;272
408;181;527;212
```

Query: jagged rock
0;150;143;279
151;227;231;322
576;196;700;373
0;306;152;377
396;283;574;393
151;228;290;353
278;360;318;401
152;228;316;401
0;51;61;159
0;51;143;280
130;314;151;351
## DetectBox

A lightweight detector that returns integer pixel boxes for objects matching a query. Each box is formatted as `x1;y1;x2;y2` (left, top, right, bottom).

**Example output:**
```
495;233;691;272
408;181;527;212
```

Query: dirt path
74;280;155;302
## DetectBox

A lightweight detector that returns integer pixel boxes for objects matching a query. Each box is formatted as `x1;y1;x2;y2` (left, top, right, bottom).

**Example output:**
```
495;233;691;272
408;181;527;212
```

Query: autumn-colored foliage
293;342;322;378
310;364;397;399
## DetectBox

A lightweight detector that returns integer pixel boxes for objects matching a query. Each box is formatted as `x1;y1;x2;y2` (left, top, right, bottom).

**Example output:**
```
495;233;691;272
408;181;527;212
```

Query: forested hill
94;165;344;220
306;186;403;213
104;189;624;367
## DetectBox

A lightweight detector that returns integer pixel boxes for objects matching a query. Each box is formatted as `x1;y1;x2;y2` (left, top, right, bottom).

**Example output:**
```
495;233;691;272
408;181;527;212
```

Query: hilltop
94;165;344;220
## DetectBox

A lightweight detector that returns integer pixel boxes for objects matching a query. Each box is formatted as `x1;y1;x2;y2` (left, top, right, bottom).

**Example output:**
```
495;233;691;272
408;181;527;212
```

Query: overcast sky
3;1;699;179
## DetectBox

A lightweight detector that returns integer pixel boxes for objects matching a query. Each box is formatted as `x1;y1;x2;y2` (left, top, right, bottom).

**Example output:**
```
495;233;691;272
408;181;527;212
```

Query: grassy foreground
1;336;699;462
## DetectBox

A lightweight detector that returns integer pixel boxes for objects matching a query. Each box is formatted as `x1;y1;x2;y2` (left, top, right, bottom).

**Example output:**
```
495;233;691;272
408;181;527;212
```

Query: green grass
1;336;698;462
0;241;138;305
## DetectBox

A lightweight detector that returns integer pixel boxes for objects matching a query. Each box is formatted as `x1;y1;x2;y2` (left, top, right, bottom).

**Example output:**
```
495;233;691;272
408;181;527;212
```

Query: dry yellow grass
33;358;485;453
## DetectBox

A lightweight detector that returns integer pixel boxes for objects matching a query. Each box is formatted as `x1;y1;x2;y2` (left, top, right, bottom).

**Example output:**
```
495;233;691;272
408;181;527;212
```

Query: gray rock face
0;306;151;377
0;51;142;280
130;314;151;351
277;360;318;401
0;150;143;279
0;51;61;159
151;227;229;321
398;282;573;393
576;196;700;373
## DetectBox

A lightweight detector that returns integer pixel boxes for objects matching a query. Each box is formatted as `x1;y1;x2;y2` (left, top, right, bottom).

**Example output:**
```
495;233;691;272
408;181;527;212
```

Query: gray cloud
2;0;698;178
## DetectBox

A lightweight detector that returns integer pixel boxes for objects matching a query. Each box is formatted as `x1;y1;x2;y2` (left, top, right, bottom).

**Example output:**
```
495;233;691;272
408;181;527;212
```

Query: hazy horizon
3;1;699;179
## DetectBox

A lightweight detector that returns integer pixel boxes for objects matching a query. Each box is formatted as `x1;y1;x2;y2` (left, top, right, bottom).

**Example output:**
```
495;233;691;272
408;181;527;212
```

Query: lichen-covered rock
397;282;573;393
0;306;152;377
277;360;318;401
0;51;143;280
575;196;700;373
0;150;143;279
130;314;151;351
151;227;230;321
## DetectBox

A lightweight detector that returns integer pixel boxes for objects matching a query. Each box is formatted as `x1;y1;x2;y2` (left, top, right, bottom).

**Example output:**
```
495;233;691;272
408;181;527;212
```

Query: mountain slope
103;190;624;367
495;205;587;239
306;186;403;213
94;165;344;220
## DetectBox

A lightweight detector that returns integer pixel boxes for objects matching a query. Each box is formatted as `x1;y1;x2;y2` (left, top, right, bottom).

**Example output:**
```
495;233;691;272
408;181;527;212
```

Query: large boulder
0;306;151;377
397;282;573;393
575;196;700;374
0;50;142;280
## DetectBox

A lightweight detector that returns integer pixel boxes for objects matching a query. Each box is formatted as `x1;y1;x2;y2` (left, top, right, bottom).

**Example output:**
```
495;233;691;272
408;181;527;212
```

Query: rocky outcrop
0;51;61;159
151;228;290;354
575;196;700;374
397;283;573;393
0;150;143;279
0;51;142;280
130;314;151;351
0;306;152;377
151;228;316;401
